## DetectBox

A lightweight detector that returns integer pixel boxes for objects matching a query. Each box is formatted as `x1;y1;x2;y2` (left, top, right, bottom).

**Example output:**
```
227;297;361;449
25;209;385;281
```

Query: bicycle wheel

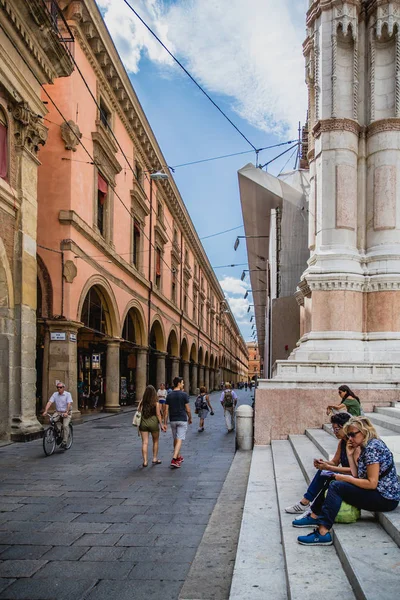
43;427;56;456
65;424;73;449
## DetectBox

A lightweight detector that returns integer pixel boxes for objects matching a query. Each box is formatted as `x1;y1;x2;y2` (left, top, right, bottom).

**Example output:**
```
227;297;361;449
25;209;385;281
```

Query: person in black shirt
164;376;192;469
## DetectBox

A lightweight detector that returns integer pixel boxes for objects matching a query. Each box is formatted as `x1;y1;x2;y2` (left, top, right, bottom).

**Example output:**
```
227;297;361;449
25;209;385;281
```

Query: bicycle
42;413;73;456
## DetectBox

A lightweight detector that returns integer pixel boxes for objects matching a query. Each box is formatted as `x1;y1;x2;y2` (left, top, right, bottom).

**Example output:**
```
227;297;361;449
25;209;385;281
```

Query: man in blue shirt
164;376;192;468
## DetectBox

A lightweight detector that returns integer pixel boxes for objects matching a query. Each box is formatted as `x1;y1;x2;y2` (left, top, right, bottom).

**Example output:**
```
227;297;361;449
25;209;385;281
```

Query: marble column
171;357;180;383
135;347;148;404
44;320;82;422
204;367;210;392
104;339;122;413
190;363;198;395
182;361;190;395
156;352;166;388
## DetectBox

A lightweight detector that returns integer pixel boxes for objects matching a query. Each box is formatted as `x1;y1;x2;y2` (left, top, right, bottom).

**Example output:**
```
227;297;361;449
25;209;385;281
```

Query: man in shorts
43;382;72;448
164;376;192;468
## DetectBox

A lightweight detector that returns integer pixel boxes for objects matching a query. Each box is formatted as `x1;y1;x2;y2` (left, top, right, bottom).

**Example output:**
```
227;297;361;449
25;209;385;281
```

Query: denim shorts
170;421;188;440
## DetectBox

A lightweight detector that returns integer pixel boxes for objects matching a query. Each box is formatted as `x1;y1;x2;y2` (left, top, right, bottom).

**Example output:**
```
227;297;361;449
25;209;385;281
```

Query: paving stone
74;513;130;524
0;560;47;578
32;512;80;523
80;546;125;561
129;561;190;581
33;560;132;579
85;579;182;600
73;533;122;546
154;534;204;547
42;522;109;534
40;546;90;561
149;523;205;536
0;505;24;513
0;546;51;560
130;514;172;525
0;522;46;533
0;580;14;595
103;522;151;534
0;578;97;599
122;546;197;563
116;533;158;546
0;532;81;546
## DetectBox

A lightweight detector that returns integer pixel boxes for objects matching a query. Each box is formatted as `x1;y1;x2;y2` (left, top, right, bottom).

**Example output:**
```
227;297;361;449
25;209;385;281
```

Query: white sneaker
285;502;310;514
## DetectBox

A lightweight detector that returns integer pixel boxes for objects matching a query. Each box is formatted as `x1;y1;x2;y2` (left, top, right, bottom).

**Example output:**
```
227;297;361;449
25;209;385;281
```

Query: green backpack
223;390;233;408
324;489;361;523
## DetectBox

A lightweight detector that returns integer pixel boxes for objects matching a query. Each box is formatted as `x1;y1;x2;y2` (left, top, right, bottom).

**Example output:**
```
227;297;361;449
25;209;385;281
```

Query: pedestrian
164;376;192;468
157;382;167;418
195;386;214;432
245;381;248;391
326;385;363;417
138;385;166;467
42;382;72;449
91;376;101;409
220;382;238;432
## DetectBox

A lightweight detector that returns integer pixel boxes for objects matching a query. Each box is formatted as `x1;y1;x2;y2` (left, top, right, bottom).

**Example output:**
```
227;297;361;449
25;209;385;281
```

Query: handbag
132;402;142;427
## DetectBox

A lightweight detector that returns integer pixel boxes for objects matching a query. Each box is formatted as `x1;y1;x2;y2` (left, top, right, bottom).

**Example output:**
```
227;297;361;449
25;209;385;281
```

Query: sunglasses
56;386;64;389
347;431;361;438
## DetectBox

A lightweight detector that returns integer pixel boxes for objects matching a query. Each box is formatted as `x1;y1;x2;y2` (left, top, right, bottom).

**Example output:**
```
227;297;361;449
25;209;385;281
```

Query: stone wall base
255;382;400;445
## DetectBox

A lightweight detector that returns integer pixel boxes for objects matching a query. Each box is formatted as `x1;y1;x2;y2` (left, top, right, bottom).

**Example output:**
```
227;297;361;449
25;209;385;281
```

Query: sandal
142;462;148;467
152;459;162;465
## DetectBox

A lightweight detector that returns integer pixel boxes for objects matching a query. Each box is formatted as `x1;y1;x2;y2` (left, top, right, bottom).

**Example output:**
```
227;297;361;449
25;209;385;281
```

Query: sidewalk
0;390;251;600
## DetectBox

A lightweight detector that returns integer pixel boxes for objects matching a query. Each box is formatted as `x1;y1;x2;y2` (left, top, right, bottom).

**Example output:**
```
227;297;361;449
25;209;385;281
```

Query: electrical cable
200;225;243;240
121;0;258;152
278;145;299;176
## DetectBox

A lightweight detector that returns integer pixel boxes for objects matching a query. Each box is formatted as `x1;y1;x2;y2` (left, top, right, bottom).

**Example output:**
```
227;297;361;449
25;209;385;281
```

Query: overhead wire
200;225;243;240
121;0;258;152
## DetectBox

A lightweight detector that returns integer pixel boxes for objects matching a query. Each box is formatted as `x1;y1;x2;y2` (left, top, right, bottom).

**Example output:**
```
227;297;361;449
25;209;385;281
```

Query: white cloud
219;276;248;297
97;0;307;136
226;297;250;322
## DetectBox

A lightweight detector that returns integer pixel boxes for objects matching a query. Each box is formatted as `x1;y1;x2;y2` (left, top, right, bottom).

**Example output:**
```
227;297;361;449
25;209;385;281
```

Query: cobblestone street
0;390;253;600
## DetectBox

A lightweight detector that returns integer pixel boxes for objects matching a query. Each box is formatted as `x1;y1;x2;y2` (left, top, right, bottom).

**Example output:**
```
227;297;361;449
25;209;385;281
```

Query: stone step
229;446;287;600
367;412;400;434
306;428;338;460
271;440;355;600
324;420;397;439
391;402;400;409
375;406;400;421
288;434;400;599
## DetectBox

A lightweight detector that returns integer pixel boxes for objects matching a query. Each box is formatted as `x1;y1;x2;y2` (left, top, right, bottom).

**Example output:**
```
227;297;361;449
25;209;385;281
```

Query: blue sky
96;0;308;341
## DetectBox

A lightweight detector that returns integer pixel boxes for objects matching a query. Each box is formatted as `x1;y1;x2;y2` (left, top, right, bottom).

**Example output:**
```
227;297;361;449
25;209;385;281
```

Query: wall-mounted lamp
241;268;267;281
244;289;265;300
234;236;269;251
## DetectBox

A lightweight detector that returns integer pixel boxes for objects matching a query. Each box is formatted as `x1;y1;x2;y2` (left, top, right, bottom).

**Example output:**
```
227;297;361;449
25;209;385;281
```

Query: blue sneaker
297;529;333;546
292;514;318;528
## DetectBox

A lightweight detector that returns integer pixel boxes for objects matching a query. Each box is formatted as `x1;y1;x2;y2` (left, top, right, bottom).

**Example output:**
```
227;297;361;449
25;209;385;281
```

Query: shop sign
50;332;66;341
92;354;101;369
70;333;77;342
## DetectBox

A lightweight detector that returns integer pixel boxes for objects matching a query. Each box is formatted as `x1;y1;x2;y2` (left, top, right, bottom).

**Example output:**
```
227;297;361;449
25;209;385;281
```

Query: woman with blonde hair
296;416;400;546
138;385;166;467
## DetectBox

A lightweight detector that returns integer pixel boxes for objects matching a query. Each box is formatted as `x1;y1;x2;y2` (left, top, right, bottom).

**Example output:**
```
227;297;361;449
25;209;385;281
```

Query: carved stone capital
12;103;48;154
367;118;400;137
298;279;312;298
60;120;82;151
313;118;361;139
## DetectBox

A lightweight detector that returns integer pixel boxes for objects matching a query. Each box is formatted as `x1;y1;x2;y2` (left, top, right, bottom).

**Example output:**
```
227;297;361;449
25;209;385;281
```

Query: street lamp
241;268;267;281
244;289;265;300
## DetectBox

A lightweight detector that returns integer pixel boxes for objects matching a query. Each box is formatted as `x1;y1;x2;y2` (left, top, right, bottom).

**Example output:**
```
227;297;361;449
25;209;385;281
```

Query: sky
96;0;308;342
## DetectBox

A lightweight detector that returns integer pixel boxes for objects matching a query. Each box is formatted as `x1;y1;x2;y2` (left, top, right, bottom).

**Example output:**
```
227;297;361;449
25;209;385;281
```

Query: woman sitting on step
295;416;400;546
285;412;357;515
326;384;363;417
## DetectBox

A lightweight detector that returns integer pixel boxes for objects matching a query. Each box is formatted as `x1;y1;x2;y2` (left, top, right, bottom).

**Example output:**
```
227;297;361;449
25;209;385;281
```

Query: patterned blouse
358;438;400;501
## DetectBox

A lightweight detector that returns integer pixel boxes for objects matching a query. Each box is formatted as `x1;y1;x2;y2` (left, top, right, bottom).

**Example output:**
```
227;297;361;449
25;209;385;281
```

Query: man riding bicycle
43;382;72;448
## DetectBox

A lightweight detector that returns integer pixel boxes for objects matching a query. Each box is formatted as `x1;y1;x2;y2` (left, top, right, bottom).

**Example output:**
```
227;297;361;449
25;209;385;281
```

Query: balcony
43;1;74;54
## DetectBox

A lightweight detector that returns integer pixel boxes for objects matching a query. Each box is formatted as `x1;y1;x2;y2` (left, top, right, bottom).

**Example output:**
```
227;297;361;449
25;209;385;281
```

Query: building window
132;220;141;268
155;247;162;289
100;98;111;129
97;173;108;236
171;266;177;304
0;109;8;181
200;302;204;328
184;282;188;314
185;248;189;264
193;291;197;323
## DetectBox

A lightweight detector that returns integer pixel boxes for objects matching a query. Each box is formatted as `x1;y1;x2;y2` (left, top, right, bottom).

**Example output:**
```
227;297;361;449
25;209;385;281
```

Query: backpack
223;390;233;408
195;394;207;411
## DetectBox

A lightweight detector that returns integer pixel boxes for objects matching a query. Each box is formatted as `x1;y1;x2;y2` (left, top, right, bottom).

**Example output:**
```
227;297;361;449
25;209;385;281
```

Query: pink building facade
34;0;247;422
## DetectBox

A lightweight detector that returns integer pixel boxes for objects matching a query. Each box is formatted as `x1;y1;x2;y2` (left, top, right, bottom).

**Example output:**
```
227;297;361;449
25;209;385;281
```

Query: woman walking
326;385;363;417
139;385;166;467
296;416;400;546
195;386;214;432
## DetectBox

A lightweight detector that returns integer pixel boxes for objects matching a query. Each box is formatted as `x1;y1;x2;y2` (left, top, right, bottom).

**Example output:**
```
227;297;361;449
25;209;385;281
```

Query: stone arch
190;342;197;363
198;346;204;366
210;354;214;369
204;350;209;368
149;315;166;352
36;254;53;318
214;356;219;370
166;327;179;357
77;276;120;337
120;300;146;346
180;337;189;361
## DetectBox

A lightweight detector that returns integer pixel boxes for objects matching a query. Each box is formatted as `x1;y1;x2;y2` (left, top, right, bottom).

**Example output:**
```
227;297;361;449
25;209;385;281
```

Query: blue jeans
314;481;398;529
304;471;332;503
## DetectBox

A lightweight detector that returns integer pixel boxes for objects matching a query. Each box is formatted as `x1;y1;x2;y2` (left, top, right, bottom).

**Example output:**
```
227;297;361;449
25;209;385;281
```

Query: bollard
236;404;254;450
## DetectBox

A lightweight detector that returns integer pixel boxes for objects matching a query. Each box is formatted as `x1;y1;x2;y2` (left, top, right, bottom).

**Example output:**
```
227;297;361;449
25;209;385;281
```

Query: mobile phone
320;470;335;477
